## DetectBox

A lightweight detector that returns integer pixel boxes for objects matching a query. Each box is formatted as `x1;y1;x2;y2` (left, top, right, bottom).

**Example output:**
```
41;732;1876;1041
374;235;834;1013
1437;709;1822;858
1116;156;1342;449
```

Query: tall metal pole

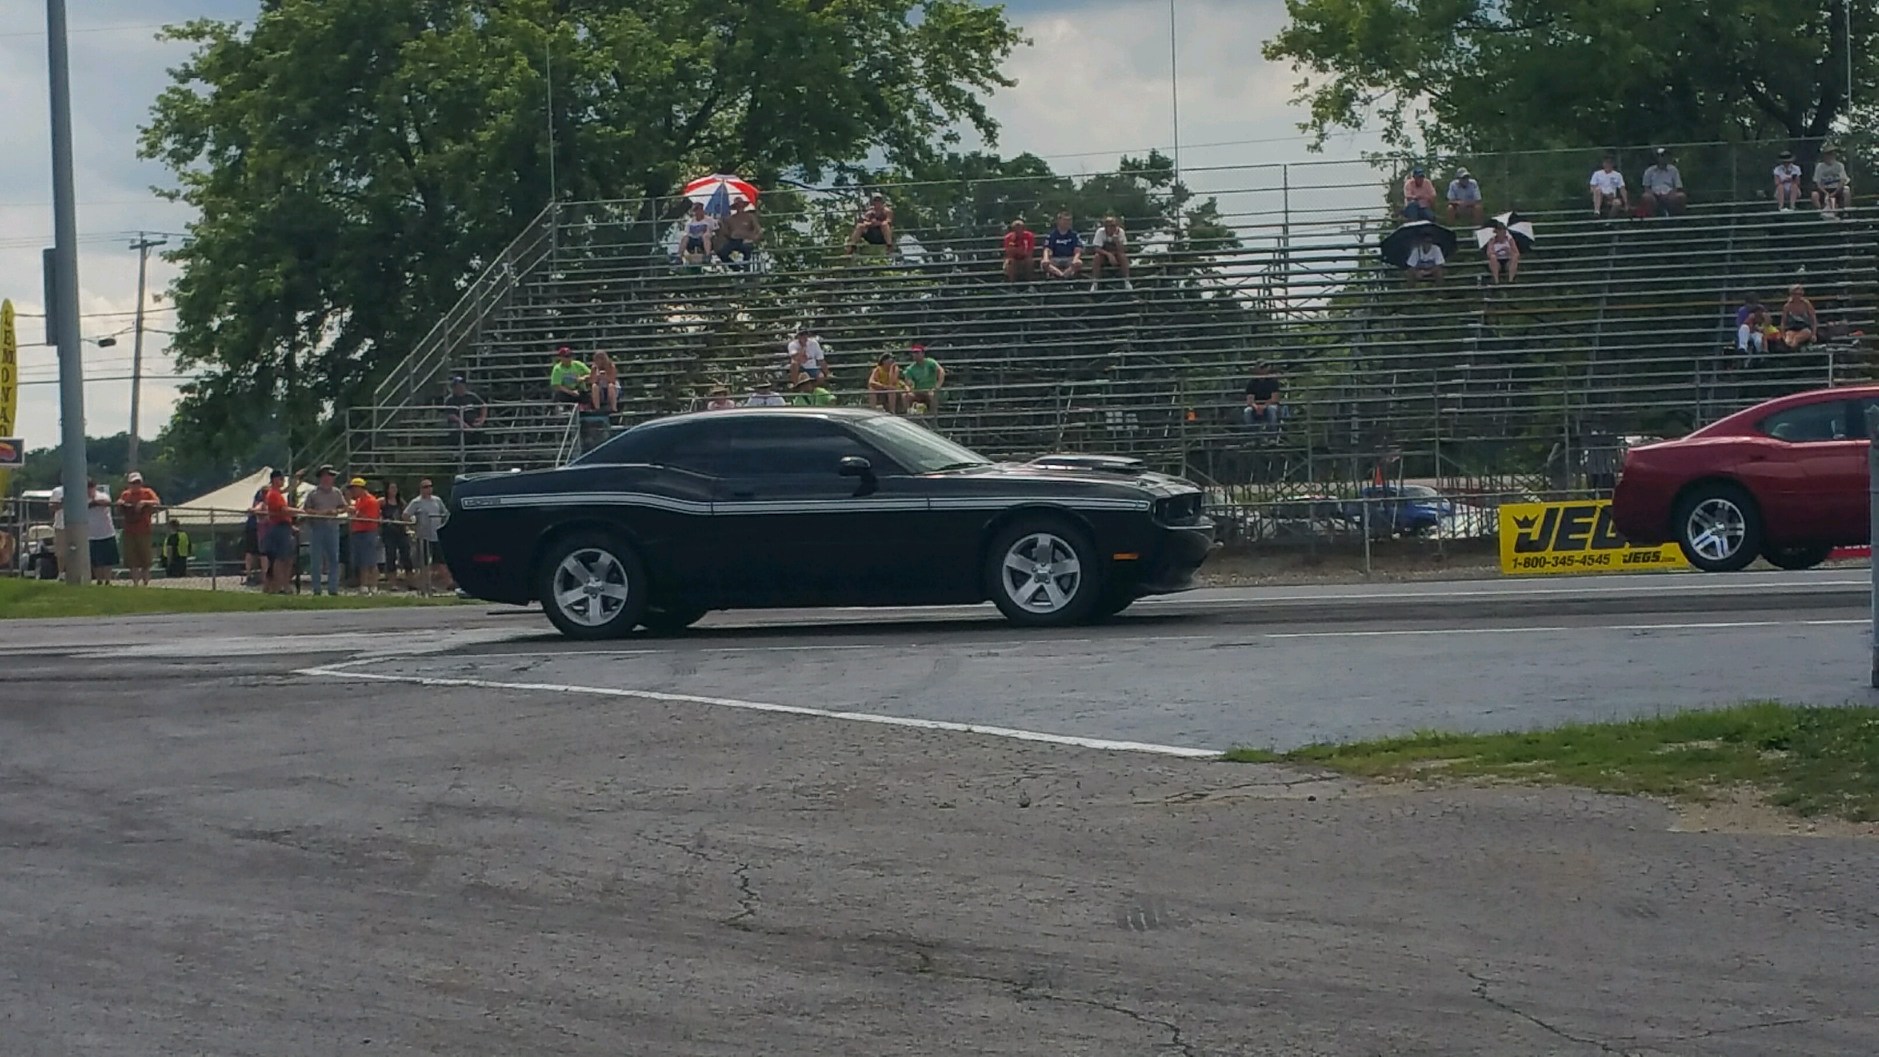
127;233;167;472
1168;0;1182;197
545;34;558;201
1847;0;1857;123
1866;404;1878;688
46;0;89;586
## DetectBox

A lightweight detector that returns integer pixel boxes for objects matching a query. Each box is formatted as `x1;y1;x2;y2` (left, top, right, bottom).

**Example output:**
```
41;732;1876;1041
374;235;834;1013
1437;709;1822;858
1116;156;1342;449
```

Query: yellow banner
1499;499;1688;575
0;299;15;495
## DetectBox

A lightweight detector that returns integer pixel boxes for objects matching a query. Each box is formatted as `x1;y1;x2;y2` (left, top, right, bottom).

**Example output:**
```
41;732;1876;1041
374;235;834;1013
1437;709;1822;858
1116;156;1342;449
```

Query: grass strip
1224;703;1879;822
0;577;464;620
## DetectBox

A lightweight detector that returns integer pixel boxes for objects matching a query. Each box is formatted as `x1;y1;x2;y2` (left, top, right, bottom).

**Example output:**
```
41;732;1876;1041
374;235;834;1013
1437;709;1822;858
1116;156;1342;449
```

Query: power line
0;23;173;39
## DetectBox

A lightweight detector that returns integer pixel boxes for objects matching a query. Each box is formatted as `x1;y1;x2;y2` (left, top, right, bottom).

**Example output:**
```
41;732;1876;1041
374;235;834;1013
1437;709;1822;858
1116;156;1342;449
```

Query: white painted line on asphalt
293;664;1222;759
1265;619;1869;640
1142;579;1868;607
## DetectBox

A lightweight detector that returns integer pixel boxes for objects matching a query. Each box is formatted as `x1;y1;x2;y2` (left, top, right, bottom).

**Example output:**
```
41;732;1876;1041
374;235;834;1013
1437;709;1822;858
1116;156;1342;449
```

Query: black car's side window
1760;401;1852;443
716;420;875;476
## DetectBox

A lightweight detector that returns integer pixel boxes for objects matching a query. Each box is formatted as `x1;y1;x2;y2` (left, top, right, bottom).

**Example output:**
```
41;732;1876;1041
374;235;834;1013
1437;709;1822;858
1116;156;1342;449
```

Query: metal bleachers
344;143;1878;495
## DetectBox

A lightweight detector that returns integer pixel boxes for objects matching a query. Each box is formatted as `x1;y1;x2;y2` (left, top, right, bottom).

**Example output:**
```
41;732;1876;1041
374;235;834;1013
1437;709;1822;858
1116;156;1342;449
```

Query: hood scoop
1027;453;1149;475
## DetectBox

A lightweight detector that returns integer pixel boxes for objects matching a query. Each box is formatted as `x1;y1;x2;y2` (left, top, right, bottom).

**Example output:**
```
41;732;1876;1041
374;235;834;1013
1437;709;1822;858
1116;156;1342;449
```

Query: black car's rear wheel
641;604;709;634
536;532;647;639
1761;542;1832;571
1673;484;1762;573
986;517;1101;627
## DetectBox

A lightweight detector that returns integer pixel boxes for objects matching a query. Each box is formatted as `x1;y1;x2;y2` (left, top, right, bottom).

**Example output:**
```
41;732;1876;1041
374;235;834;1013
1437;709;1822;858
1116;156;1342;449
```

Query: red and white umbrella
682;173;760;209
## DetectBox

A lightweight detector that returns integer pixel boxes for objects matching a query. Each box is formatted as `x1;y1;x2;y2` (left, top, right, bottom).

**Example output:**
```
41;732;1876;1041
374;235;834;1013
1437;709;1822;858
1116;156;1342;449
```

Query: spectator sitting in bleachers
787;326;830;387
903;344;945;412
705;386;737;411
1042;212;1083;279
1241;363;1283;436
746;380;786;407
1735;296;1770;357
591;351;620;414
718;197;762;267
1773;150;1803;212
790;376;837;406
1401;167;1437;222
550;346;593;408
1405;233;1446;282
680;202;718;265
1446;168;1483;226
1483;219;1520;284
1780;284;1817;347
1002;218;1036;282
1090;215;1133;290
868;353;910;413
1640;149;1687;216
1590;156;1628;218
846;194;896;256
1813;145;1851;218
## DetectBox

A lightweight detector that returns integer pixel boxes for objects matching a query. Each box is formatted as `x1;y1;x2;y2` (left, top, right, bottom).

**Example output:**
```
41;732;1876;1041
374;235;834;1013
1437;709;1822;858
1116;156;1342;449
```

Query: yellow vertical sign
0;299;16;496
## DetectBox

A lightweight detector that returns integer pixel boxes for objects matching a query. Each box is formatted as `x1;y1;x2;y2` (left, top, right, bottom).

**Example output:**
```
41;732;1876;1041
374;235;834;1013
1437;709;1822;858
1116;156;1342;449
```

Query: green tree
1263;0;1873;154
141;0;1023;462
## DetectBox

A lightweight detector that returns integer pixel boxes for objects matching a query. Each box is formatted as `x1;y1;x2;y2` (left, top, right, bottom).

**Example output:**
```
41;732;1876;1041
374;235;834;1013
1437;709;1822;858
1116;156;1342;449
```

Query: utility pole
45;0;90;586
126;233;167;472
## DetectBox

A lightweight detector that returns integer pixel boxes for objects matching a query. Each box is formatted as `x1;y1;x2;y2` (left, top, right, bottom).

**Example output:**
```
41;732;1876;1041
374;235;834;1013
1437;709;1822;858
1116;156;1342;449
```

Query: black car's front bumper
1123;519;1217;596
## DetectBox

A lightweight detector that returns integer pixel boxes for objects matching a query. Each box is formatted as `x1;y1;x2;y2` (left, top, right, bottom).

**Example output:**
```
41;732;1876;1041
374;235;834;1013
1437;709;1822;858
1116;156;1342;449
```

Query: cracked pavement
2;611;1877;1055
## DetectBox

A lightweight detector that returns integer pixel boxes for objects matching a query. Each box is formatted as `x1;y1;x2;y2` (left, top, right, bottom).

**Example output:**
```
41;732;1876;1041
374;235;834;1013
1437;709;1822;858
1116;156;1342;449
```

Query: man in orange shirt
346;477;383;595
116;472;163;586
257;468;297;594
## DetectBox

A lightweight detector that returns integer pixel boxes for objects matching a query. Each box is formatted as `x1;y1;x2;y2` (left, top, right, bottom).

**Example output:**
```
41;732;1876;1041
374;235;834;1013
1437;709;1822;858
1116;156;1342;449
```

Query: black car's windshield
853;416;992;474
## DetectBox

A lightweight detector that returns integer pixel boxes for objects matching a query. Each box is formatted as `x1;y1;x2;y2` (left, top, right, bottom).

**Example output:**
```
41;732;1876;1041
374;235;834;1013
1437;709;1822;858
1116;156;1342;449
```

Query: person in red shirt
346;477;384;595
1002;217;1036;282
116;472;163;586
256;469;297;594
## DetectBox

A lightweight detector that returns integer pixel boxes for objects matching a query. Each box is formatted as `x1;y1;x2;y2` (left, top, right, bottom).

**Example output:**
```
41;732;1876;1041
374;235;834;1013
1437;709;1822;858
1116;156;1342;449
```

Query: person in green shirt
789;376;837;406
902;344;945;413
550;346;593;408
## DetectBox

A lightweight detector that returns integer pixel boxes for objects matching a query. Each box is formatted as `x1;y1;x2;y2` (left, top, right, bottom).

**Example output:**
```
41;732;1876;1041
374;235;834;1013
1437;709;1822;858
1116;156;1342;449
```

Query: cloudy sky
0;0;1377;453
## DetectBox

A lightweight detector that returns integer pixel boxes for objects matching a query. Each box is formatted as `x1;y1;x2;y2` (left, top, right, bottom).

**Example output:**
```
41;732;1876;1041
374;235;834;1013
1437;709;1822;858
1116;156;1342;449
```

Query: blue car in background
1341;485;1454;537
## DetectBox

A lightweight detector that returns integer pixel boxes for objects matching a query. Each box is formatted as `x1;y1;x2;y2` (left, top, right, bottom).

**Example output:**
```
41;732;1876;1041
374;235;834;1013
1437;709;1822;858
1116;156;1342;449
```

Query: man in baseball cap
346;477;383;595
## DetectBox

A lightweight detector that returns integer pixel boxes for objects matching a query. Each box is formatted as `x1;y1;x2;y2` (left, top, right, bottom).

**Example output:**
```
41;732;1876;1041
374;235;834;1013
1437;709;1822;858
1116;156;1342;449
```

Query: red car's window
1758;401;1850;443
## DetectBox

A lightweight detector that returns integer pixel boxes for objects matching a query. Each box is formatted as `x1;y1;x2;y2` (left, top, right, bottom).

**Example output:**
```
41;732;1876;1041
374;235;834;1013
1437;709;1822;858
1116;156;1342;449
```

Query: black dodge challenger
439;407;1215;638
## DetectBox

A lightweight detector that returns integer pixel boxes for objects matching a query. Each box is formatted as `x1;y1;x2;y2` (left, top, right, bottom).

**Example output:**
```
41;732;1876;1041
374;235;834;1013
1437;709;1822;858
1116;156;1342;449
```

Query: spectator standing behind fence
718;197;762;267
1242;363;1283;436
1090;215;1133;291
1042;212;1083;279
347;478;383;596
1640;149;1687;216
1483;219;1520;284
443;374;487;469
1773;150;1803;212
550;346;592;408
1590;156;1628;218
406;478;450;593
380;480;413;591
679;202;717;265
1780;284;1817;347
117;472;161;587
1401;167;1438;222
1813;144;1851;218
1446;168;1483;226
591;351;620;415
846;194;896;256
1002;218;1035;282
86;479;117;585
903;345;944;413
302;466;347;595
161;517;192;579
257;469;297;595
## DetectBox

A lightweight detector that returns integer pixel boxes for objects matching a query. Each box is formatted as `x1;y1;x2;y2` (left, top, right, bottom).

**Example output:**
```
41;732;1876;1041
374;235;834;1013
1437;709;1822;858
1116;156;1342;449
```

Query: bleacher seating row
342;151;1878;498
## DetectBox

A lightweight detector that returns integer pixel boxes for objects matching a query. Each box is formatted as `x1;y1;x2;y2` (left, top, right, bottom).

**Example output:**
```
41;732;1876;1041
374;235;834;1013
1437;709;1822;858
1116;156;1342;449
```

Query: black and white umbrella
1474;211;1537;251
1379;221;1458;267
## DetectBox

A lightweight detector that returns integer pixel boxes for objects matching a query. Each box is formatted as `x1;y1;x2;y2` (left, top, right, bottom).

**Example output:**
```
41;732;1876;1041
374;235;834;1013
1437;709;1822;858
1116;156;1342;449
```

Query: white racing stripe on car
294;663;1221;758
459;492;1156;514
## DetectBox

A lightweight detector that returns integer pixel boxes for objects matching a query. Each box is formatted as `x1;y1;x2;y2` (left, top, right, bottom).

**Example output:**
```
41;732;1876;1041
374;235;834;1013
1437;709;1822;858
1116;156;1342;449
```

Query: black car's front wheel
986;518;1101;627
1673;485;1762;573
536;532;648;640
1761;542;1832;571
640;604;710;635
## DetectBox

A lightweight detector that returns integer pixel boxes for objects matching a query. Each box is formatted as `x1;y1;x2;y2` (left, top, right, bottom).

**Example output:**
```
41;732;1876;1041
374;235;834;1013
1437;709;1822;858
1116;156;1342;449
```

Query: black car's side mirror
838;456;877;496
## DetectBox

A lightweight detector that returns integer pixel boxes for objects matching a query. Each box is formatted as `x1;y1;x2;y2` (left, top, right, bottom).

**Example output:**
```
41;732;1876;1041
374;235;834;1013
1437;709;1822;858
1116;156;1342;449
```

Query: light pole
1168;0;1182;192
127;233;167;472
45;0;89;586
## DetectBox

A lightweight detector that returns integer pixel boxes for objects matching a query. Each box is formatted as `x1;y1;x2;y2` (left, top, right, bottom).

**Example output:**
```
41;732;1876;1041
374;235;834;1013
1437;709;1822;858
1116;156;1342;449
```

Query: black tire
1672;484;1763;573
640;604;710;634
1761;543;1831;571
985;516;1102;627
1091;590;1137;621
535;531;648;640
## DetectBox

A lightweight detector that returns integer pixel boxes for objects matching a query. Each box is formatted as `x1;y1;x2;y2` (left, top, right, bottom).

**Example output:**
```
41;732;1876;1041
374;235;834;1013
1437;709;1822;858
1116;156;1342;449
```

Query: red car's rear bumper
1610;470;1674;545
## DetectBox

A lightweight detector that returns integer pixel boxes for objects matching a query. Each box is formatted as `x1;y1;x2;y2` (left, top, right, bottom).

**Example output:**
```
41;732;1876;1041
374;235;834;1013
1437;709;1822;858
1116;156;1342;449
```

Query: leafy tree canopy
141;0;1024;461
1263;0;1873;154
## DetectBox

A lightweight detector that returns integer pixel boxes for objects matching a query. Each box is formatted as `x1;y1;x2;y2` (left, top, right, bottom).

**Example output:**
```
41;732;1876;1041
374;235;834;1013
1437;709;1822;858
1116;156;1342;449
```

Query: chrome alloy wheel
1684;497;1747;563
551;547;631;627
999;532;1083;614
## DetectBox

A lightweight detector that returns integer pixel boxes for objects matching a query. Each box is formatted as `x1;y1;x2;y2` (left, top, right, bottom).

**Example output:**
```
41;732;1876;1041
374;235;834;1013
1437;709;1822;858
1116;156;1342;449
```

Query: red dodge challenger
1612;384;1877;572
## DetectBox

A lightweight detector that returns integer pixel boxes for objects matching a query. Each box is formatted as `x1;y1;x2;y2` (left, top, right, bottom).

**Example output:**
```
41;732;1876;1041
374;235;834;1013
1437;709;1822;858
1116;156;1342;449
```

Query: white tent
166;468;313;528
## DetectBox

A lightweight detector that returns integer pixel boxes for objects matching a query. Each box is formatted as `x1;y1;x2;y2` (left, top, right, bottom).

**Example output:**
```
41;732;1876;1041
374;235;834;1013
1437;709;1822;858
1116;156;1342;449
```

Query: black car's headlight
1154;493;1203;525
